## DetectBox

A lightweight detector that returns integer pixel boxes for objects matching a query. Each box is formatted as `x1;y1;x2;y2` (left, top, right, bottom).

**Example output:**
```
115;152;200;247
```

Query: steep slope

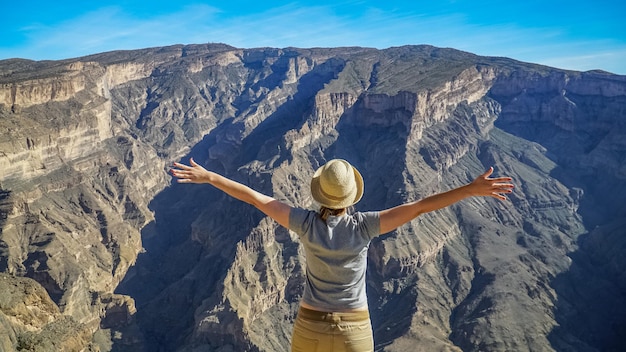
0;44;624;351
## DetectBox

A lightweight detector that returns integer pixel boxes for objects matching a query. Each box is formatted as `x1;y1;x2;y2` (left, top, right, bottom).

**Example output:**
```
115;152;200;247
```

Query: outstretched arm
379;167;513;234
170;158;291;228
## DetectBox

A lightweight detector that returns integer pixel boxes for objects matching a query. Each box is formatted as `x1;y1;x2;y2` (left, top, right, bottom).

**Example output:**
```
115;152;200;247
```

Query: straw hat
310;159;364;209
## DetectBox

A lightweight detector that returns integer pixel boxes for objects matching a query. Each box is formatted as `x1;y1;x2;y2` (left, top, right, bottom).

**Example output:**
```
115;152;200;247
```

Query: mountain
0;43;625;352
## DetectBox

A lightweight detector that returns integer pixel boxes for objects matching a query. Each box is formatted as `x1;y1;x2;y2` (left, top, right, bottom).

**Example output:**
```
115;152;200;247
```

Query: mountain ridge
0;43;624;351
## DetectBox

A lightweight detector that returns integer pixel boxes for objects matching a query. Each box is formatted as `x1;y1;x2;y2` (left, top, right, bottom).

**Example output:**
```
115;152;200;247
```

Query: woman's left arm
171;158;292;228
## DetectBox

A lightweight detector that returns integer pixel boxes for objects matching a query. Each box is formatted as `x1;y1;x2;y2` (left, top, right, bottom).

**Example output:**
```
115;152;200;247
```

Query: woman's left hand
170;158;211;184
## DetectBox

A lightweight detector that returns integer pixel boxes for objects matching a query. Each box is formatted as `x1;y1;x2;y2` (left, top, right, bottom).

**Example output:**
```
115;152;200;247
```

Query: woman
171;158;513;352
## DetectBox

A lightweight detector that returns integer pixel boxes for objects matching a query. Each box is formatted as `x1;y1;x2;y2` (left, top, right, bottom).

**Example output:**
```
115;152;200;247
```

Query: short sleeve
354;211;381;239
289;207;315;237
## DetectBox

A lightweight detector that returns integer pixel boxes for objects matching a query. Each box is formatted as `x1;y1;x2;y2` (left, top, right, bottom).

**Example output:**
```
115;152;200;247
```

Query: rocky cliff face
0;44;624;352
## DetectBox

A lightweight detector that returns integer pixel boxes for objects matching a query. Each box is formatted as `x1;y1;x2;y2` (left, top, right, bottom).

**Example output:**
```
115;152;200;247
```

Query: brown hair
319;206;348;222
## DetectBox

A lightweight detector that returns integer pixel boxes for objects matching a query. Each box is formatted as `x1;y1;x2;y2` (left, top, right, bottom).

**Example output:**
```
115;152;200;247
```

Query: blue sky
2;0;625;74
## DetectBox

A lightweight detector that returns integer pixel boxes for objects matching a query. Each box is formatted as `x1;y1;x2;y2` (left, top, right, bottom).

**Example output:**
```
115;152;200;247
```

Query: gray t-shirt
289;208;381;311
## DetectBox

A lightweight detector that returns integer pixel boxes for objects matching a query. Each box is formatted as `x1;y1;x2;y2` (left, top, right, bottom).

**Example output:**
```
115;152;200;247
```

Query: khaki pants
291;307;374;352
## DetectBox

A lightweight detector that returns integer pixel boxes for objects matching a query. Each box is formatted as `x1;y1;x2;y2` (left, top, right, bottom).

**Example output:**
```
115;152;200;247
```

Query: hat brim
310;162;364;209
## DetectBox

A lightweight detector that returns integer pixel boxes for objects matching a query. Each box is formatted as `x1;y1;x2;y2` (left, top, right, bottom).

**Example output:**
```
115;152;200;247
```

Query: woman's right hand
467;167;514;201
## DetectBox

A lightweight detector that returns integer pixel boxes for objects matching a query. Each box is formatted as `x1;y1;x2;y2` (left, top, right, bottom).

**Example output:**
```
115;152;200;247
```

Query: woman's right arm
378;167;513;234
171;158;292;229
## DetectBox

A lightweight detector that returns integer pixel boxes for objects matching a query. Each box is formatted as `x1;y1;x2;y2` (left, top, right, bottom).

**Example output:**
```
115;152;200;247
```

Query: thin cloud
3;5;222;59
203;4;361;48
0;3;624;74
539;47;626;73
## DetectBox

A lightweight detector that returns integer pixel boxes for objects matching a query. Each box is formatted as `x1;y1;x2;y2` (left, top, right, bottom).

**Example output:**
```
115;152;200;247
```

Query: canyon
0;44;625;351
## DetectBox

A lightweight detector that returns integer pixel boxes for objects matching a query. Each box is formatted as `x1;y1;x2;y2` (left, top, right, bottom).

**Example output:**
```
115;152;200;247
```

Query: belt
298;306;370;322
